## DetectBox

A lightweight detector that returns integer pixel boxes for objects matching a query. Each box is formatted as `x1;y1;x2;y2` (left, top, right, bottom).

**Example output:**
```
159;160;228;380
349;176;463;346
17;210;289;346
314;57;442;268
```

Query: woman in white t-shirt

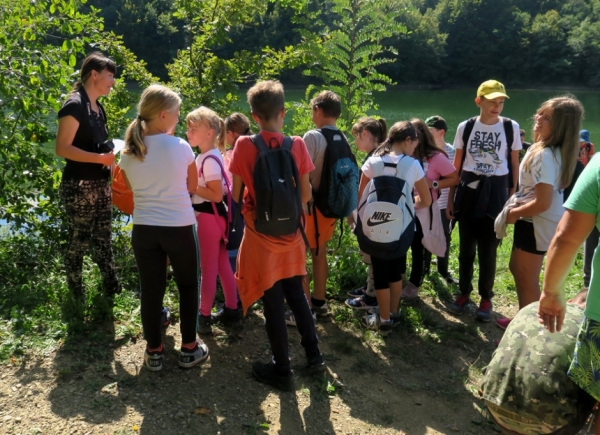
187;107;239;335
358;121;431;336
119;84;209;371
499;96;583;329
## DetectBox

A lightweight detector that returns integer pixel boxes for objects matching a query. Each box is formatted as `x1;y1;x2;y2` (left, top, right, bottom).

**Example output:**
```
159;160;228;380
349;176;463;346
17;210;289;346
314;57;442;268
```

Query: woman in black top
55;52;119;301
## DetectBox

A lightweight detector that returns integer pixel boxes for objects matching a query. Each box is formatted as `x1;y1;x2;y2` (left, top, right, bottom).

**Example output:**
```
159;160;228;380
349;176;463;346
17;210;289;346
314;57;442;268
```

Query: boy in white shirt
446;80;522;321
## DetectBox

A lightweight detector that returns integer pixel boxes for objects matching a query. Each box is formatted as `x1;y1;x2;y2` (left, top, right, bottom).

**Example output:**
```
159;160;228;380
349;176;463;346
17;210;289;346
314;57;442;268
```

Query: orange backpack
112;165;134;215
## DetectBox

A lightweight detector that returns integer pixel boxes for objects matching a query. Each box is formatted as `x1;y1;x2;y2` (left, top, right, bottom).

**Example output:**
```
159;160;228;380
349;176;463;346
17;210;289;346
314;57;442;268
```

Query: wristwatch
432;180;439;189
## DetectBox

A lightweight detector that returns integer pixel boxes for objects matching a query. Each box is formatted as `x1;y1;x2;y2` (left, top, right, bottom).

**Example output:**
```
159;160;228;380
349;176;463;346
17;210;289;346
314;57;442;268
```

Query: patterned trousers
59;179;119;297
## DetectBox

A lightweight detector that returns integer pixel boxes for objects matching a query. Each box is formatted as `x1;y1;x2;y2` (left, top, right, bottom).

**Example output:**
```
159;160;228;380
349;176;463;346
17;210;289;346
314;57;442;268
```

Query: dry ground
0;294;517;435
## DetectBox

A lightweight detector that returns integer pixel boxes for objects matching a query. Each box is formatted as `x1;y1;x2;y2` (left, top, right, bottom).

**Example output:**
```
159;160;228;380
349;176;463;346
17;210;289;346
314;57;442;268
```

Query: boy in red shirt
230;80;325;391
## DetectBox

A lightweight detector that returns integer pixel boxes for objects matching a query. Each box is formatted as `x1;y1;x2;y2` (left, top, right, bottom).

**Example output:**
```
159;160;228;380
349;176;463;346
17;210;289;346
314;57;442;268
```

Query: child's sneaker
211;306;241;325
347;284;367;298
400;282;420;301
361;313;393;337
475;299;493;322
198;314;212;335
178;341;209;368
390;312;402;328
284;310;317;327
252;361;294;392
161;306;171;328
144;347;163;372
306;350;326;374
448;294;470;315
312;302;331;320
496;317;512;330
345;294;378;310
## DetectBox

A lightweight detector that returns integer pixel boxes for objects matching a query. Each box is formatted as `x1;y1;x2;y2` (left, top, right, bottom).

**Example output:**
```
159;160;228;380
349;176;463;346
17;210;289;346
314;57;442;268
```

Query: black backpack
313;128;360;218
250;134;304;237
461;116;515;188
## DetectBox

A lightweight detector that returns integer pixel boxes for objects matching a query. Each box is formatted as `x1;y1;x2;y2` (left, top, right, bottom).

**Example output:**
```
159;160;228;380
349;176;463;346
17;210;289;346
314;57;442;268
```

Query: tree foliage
0;0;155;241
167;0;309;117
290;0;406;135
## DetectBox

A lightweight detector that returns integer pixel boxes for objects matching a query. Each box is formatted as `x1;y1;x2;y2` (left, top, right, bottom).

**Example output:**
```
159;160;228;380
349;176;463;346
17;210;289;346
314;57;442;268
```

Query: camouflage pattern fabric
569;316;600;402
482;302;594;435
60;179;119;297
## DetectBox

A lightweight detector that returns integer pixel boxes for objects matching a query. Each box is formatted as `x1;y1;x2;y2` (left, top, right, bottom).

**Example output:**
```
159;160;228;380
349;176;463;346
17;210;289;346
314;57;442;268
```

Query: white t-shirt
362;154;424;191
518;146;564;251
454;118;522;176
191;148;227;205
119;133;196;227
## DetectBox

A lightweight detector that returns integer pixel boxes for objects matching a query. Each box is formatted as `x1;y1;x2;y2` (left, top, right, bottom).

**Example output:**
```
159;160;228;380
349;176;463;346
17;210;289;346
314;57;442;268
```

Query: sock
147;344;163;354
380;316;390;323
181;341;198;352
311;297;325;308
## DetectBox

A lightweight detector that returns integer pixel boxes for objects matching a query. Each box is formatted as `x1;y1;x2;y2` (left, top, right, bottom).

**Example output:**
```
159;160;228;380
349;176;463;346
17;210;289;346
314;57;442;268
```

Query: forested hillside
88;0;600;86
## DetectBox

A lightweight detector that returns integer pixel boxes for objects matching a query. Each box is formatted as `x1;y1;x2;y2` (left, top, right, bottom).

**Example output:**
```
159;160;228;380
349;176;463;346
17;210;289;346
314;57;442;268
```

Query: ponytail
216;119;226;154
124;84;181;161
124;118;147;160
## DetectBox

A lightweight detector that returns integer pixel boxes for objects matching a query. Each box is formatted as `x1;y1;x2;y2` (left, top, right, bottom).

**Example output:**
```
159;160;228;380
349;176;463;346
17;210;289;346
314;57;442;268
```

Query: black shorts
371;256;404;290
513;220;546;255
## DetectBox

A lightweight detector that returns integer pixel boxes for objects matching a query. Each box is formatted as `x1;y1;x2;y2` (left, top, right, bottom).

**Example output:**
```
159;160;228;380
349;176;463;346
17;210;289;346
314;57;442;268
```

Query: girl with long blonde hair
499;96;583;329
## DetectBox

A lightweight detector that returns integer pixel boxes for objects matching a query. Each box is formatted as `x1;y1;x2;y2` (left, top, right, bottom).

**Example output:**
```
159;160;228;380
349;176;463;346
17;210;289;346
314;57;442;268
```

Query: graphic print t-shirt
454;118;522;176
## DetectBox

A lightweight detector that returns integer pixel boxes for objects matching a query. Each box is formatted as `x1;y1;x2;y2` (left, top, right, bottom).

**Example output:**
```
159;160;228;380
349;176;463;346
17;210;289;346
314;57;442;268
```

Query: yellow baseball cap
477;80;509;99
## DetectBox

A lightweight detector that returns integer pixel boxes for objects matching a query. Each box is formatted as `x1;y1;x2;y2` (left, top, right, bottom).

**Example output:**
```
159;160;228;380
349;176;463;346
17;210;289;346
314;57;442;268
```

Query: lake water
286;88;600;143
3;87;600;229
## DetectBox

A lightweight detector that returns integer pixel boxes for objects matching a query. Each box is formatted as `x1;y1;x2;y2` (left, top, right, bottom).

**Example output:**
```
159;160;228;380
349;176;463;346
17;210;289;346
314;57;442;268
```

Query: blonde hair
523;96;584;189
186;106;226;154
124;84;181;161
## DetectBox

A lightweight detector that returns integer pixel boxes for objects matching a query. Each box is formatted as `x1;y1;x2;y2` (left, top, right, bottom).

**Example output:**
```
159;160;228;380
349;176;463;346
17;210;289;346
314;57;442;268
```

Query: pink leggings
197;212;238;316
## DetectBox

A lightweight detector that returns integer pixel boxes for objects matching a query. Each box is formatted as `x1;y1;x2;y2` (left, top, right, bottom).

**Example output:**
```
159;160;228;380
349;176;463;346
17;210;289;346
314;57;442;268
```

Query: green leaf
68;54;76;67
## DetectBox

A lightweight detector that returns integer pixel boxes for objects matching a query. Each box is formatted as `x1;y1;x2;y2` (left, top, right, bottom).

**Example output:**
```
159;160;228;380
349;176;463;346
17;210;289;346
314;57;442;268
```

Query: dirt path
0;296;506;435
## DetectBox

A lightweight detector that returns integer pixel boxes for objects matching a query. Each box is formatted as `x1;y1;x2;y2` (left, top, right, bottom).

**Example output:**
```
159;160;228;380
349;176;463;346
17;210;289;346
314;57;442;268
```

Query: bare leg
390;280;403;314
509;247;544;309
375;289;390;320
311;245;328;301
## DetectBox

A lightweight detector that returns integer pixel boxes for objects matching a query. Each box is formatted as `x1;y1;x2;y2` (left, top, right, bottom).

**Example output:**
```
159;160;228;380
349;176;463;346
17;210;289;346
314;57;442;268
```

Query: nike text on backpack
243;134;307;240
461;116;515;188
355;156;416;260
198;155;244;251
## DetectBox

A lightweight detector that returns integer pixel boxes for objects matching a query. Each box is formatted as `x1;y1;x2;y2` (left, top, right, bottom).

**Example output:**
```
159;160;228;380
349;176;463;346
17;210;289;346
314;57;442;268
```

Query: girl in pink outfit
187;106;239;335
400;119;459;300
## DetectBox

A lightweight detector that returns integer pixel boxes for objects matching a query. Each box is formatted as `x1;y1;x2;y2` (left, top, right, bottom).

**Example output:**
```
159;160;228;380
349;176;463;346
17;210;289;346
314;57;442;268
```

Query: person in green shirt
539;152;600;434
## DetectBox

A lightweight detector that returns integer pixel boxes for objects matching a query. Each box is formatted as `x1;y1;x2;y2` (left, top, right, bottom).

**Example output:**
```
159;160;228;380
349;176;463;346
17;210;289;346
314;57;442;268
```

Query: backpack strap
250;133;269;152
459;117;477;174
198;154;232;244
502;117;515;189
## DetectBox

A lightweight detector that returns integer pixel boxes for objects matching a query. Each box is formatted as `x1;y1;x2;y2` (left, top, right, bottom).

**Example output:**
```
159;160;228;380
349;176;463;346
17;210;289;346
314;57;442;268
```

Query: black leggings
401;219;429;287
262;276;320;373
132;225;199;348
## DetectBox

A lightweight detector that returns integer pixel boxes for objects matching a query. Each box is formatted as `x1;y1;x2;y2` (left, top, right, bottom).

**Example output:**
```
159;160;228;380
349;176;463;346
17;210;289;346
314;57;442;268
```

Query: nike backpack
355;155;416;259
313;128;360;218
250;134;304;237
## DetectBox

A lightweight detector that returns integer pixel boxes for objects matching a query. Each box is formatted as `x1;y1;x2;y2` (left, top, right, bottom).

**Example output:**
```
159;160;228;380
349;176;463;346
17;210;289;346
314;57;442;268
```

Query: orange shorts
304;206;337;250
